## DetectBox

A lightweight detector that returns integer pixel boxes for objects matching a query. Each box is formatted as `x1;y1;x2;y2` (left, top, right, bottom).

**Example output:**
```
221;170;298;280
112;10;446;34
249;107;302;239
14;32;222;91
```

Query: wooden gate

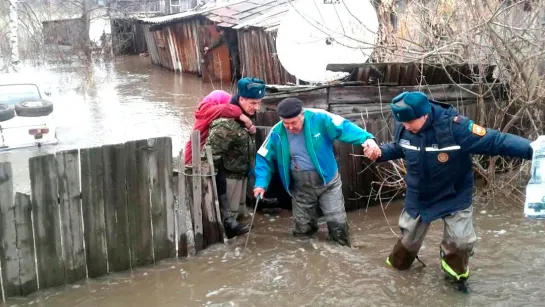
198;25;231;84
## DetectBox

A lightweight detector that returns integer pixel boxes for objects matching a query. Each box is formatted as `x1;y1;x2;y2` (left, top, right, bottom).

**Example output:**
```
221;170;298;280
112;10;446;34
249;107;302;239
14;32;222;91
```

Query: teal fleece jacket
254;108;375;195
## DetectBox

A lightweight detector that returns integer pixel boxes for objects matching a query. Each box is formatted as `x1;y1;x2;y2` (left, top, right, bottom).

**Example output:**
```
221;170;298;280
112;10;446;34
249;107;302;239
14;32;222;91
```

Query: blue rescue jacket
378;101;533;222
254;108;375;195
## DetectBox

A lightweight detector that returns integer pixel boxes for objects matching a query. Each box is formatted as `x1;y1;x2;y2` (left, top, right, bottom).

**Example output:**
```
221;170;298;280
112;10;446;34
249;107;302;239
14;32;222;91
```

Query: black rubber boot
387;239;418;270
326;221;351;247
219;194;249;239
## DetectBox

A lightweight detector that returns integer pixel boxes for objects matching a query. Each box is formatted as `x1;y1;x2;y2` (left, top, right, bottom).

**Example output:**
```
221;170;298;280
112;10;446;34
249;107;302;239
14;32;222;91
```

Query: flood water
0;55;224;193
2;56;545;306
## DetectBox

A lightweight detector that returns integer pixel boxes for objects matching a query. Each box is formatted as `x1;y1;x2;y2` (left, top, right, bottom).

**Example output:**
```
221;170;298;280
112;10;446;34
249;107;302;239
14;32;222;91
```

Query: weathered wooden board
13;193;37;296
330;99;480;114
29;154;65;289
327;84;502;105
262;88;328;110
327;63;497;85
126;139;154;267
81;146;108;278
149;137;176;261
332;143;363;210
102;143;130;272
191;131;204;252
329;104;394;116
56;149;86;283
177;151;195;258
0;162;19;298
0;176;39;299
255;111;280;127
200;163;221;248
205;146;226;244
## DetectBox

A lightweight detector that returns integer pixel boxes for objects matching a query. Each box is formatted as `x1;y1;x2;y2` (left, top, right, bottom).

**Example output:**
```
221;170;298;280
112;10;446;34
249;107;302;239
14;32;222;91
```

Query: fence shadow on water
0;134;224;301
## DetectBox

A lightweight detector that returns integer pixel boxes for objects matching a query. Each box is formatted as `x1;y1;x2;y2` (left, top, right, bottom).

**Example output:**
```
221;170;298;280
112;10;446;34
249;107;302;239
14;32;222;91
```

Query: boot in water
224;216;250;239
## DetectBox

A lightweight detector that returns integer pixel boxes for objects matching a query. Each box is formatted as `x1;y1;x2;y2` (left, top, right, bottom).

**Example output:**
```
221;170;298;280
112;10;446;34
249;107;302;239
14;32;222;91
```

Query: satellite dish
276;0;379;83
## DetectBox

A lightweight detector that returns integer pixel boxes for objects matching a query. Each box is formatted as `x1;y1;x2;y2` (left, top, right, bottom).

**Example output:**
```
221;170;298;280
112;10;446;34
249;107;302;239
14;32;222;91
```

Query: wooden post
29;154;65;289
123;140;155;267
0;161;16;300
80;147;108;278
13;193;37;296
148;137;176;261
205;145;227;243
0;163;38;299
191;131;204;252
177;150;195;257
125;140;138;268
101;144;130;273
56;150;86;283
200;163;221;248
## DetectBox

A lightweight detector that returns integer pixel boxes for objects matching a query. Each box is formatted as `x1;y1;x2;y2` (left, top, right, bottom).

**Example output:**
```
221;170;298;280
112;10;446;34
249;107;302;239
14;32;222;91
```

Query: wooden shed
233;4;297;85
138;10;206;75
252;63;505;210
138;0;296;84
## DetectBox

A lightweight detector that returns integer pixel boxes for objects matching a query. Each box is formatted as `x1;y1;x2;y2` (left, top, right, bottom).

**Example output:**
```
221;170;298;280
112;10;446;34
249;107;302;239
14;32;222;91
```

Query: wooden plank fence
0;135;225;301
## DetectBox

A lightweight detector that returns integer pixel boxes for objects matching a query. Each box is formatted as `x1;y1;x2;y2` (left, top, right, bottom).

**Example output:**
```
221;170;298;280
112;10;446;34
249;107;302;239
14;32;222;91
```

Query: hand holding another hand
363;139;381;161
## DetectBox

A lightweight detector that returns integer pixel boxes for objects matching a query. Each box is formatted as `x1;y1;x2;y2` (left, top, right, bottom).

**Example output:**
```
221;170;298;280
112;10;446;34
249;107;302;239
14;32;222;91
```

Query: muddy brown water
1;56;545;306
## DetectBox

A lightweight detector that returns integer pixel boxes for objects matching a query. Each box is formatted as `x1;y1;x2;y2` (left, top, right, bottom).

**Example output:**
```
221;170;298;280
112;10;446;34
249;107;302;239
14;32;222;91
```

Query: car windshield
0;84;42;105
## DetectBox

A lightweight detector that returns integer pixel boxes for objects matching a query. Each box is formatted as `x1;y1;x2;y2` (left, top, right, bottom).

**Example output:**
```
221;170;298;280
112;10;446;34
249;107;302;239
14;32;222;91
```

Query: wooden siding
142;24;160;65
238;28;296;85
147;18;204;74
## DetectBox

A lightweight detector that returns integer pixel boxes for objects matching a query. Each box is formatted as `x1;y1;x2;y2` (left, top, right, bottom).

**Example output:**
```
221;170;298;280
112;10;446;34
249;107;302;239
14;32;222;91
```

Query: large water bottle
524;136;545;219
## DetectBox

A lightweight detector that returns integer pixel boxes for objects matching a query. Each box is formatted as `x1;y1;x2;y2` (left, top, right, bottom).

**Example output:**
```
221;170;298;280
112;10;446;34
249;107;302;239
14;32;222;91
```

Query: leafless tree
363;0;545;206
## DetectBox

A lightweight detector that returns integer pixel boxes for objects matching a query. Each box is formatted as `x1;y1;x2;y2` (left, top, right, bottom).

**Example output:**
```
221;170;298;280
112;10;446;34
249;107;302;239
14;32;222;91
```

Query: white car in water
0;76;58;151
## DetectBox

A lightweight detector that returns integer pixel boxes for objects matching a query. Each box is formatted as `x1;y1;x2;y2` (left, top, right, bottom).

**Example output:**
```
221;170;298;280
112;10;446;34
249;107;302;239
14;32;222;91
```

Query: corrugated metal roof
137;0;246;24
138;0;290;29
232;4;289;30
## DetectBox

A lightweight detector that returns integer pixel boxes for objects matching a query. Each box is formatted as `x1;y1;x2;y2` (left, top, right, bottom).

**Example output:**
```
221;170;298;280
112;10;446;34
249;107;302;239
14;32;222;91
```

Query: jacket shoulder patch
452;115;468;124
471;123;487;136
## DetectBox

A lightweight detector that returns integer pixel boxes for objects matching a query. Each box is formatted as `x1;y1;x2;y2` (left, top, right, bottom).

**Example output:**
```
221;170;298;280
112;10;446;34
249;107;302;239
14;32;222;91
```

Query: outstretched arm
376;142;405;162
206;35;225;53
452;116;533;159
323;111;375;145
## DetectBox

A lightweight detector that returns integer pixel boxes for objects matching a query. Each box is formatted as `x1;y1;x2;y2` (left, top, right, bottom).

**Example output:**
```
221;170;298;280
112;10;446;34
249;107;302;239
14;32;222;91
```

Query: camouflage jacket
202;118;255;179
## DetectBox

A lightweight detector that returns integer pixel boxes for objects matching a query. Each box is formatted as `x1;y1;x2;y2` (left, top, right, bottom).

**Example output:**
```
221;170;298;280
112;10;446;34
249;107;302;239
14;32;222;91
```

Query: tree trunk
81;0;92;64
8;0;19;71
373;0;396;62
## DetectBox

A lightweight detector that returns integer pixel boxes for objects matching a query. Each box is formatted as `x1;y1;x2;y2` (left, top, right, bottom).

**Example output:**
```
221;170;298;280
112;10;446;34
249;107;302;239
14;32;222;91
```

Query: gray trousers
388;206;477;281
226;177;248;219
290;171;350;246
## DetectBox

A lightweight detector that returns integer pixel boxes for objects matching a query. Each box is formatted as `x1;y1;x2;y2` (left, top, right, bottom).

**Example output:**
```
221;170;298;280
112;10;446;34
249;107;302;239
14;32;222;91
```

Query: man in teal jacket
253;97;380;246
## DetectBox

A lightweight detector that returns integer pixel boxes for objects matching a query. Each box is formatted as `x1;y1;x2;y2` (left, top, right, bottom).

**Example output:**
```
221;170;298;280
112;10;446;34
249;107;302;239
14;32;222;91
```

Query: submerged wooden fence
0;135;224;301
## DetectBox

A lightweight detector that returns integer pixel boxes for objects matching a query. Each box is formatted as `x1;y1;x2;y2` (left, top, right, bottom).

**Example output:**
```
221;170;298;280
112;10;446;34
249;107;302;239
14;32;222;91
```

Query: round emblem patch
471;124;487;136
437;153;449;163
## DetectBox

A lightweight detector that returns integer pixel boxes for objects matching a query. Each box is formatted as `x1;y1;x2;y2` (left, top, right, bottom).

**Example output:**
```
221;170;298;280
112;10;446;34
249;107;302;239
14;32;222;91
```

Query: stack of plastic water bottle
525;136;545;219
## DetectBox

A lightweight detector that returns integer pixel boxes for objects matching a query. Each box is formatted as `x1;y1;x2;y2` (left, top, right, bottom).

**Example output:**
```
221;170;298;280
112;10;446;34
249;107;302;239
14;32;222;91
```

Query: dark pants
290;171;350;247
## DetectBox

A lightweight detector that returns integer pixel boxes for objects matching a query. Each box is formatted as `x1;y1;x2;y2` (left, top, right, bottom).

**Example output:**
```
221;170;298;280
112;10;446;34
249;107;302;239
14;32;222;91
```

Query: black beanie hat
277;97;303;119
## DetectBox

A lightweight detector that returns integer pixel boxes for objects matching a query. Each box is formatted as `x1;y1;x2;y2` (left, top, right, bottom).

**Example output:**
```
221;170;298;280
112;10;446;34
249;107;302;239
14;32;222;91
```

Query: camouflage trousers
387;206;477;281
290;171;350;247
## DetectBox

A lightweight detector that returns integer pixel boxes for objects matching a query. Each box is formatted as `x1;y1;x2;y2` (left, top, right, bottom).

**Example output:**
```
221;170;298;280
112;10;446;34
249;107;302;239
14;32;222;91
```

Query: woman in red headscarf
184;90;255;165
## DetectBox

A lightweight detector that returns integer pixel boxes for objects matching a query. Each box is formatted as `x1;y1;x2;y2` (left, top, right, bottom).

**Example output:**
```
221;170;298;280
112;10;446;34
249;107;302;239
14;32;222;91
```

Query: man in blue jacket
364;91;533;286
253;97;380;246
